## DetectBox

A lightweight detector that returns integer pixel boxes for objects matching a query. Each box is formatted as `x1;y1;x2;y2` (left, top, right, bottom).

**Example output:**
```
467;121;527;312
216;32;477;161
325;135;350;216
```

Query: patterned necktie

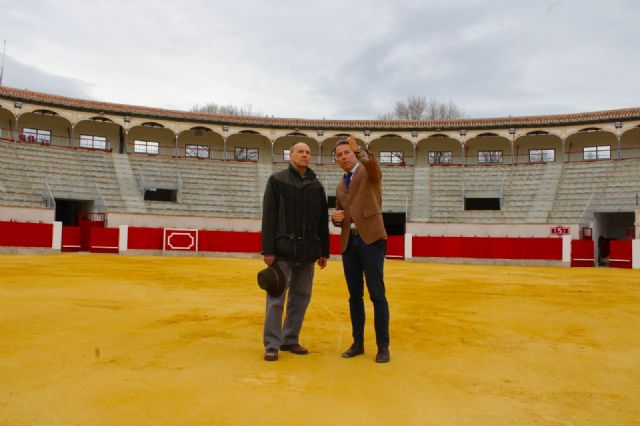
345;171;353;189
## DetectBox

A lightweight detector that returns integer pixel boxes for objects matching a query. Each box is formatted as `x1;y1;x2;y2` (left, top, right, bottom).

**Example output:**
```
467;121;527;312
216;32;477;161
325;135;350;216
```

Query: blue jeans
341;235;389;348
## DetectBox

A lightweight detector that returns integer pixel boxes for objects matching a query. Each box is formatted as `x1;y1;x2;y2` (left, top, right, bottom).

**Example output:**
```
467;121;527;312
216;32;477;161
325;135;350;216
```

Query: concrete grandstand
1;86;638;268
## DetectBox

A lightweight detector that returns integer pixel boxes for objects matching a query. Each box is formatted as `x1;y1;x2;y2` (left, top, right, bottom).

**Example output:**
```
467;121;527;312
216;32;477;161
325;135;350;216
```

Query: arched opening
464;134;512;165
416;135;463;166
226;132;271;164
16;110;72;147
514;132;562;163
566;128;616;162
178;126;224;160
0;107;16;140
74;117;123;152
127;125;176;156
620;127;640;159
368;134;413;166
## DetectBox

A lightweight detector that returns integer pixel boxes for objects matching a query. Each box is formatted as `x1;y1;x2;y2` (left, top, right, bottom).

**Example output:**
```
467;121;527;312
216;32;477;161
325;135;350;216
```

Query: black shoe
341;342;364;358
280;344;309;355
375;346;390;363
264;348;278;361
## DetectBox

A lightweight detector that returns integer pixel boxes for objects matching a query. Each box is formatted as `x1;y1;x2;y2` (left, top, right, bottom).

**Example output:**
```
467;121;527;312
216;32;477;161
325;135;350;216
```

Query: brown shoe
280;344;309;355
264;348;278;361
375;347;390;363
341;342;364;358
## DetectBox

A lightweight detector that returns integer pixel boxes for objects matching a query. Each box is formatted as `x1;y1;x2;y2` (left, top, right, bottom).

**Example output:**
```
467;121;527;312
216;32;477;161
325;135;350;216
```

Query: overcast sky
1;0;639;120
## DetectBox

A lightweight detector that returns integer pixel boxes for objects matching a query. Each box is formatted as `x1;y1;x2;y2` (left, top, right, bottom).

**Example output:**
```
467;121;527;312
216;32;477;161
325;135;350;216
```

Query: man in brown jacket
331;135;390;363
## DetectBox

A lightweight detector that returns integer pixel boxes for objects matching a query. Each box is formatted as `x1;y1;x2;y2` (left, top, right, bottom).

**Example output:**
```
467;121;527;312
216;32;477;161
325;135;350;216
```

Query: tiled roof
2;86;639;130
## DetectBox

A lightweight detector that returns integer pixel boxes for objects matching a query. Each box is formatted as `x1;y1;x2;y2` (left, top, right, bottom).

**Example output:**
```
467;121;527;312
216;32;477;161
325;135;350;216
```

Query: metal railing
94;183;107;212
7;130;114;152
579;190;596;228
139;169;147;196
42;181;55;208
177;170;183;204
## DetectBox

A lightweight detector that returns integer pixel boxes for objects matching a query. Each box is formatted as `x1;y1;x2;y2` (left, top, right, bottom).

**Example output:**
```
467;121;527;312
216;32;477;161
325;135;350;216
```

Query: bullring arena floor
0;254;638;425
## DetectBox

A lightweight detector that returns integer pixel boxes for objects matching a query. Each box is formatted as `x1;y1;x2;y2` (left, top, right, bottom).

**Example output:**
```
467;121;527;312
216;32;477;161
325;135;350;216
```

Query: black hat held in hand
257;263;286;297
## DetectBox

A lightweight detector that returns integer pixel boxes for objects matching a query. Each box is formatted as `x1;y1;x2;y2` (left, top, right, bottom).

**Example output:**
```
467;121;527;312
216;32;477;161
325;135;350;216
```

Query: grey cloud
1;55;94;99
317;1;640;118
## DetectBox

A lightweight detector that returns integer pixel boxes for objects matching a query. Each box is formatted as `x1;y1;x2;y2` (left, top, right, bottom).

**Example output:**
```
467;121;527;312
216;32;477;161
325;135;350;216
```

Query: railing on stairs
43;181;56;209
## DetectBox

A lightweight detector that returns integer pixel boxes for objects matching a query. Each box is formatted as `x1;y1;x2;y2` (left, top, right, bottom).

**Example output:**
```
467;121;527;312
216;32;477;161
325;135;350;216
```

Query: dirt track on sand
1;254;639;425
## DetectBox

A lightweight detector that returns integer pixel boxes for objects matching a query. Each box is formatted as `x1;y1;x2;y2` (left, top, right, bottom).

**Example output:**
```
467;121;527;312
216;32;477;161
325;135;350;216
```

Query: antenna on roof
0;39;6;86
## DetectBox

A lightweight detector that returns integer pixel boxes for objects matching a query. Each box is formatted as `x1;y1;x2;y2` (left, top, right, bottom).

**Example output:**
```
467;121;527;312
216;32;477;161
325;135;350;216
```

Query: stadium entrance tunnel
383;212;406;236
144;188;178;202
593;212;636;266
465;197;501;210
55;199;94;226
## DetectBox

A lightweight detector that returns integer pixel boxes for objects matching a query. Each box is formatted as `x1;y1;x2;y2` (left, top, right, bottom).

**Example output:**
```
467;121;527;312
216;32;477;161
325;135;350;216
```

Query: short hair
332;139;350;154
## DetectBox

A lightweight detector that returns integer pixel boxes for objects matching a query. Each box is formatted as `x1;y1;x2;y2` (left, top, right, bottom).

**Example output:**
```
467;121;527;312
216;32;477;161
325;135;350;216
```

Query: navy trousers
341;235;389;348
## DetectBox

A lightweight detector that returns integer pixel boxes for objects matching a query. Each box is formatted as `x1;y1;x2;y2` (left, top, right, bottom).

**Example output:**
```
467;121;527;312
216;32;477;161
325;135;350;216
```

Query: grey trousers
263;260;314;350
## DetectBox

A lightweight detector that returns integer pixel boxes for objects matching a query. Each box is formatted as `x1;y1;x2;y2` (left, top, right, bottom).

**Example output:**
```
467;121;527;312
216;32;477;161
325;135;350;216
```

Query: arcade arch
226;132;271;164
16;110;72;146
464;133;512;165
565;128;616;162
620;126;640;159
0;107;15;137
127;124;176;156
368;134;413;165
514;133;563;163
74;117;123;151
177;127;224;160
416;134;463;166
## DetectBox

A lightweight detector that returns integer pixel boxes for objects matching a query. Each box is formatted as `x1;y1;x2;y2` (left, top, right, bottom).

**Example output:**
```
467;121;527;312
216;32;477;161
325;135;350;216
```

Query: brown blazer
334;150;387;252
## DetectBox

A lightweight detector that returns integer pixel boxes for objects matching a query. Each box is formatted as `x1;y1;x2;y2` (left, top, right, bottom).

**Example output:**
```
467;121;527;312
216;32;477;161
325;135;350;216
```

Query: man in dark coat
261;141;329;361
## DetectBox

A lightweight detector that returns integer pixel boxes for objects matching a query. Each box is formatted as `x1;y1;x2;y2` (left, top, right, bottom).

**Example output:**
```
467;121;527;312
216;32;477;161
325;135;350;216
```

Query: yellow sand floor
0;254;639;425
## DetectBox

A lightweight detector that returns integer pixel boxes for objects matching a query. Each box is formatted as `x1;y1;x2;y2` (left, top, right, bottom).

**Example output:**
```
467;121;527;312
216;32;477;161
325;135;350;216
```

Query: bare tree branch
378;96;465;120
190;102;265;117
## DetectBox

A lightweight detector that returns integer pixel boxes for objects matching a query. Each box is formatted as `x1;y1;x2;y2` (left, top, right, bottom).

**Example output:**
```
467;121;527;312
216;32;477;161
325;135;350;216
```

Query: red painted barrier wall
412;236;562;260
330;234;342;255
329;234;404;258
0;221;52;248
89;228;119;253
127;227;164;250
386;235;405;259
62;226;81;252
609;240;632;269
164;229;198;251
79;218;105;251
571;240;594;267
199;230;261;253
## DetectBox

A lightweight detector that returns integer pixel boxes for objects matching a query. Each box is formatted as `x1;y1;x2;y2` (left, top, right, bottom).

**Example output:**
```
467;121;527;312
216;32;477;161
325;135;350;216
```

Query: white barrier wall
405;233;413;259
52;221;62;250
0;207;55;223
107;213;261;232
119;225;129;252
562;235;572;264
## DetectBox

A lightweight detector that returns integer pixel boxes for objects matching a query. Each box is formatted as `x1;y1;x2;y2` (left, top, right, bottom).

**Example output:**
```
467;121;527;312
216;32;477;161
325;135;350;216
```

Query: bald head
289;142;311;175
